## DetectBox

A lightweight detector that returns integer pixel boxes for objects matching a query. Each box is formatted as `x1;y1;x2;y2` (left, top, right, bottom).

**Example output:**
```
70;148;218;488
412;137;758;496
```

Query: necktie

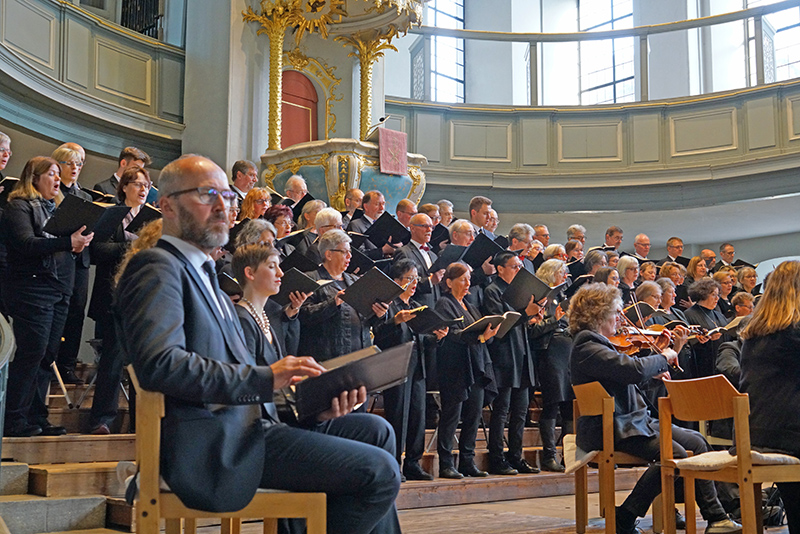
201;260;227;320
420;245;430;251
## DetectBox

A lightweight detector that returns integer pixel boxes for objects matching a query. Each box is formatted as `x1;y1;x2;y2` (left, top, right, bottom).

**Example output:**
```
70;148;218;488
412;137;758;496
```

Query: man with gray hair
341;188;364;227
304;208;344;264
508;223;537;273
230;160;258;210
284;174;308;205
437;199;454;227
566;224;586;244
533;224;550;248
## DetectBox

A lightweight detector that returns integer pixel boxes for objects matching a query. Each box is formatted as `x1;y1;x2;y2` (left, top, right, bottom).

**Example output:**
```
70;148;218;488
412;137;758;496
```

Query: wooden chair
572;382;663;534
659;375;800;534
128;366;327;534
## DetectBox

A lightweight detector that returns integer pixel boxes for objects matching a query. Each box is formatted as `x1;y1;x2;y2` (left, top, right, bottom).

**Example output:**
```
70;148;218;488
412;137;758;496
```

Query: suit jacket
115;239;273;513
570;330;669;452
347;216;384;260
393;242;439;308
88;221;129;321
94;175;119;196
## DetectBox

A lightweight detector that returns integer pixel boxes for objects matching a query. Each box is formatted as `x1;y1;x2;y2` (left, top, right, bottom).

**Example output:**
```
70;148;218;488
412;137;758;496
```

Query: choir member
239;187;270;221
583;249;608;276
484;208;499;234
660;236;685;265
604;225;623;250
436;199;454;227
0;131;11;317
685;255;709;285
533;224;550;247
616;255;640;304
508;223;537;273
434;262;499;479
606;250;620;268
737;266;759;295
566;224;586;244
229;160;258;210
701;249;717;271
395;199;417;229
543;243;568;262
93;147;150;195
2;157;93;436
593;267;620;287
638;261;657;283
294;199;326;256
468;196;494;238
713;270;735;318
565;239;584;261
632;233;651;260
713;242;736;272
683;279;727;378
283;174;307;205
348;190;399;258
341;187;363;227
731;292;755;318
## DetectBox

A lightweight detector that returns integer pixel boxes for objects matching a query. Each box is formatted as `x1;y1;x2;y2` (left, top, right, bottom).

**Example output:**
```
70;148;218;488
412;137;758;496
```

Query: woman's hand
285;291;312;317
269;356;326;389
483;321;501;341
655;328;673;351
334;290;345;306
525;296;542;318
372;301;389;318
671;325;690;353
555;304;567;321
433;327;448;340
317;386;367;421
71;226;94;253
393;309;417;325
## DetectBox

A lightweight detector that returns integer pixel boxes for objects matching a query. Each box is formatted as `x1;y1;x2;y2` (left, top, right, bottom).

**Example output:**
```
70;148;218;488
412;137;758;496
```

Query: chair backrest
662;375;746;422
573;381;613;417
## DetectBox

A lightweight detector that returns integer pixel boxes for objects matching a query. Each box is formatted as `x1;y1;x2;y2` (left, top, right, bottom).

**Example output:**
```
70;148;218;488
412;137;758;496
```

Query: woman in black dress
2;156;93;436
434;261;499;479
683;278;727;378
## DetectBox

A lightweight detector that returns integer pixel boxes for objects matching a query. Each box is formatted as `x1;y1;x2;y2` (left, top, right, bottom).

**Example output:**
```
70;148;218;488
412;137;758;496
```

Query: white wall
540;0;579;105
464;0;513;104
384;33;415;99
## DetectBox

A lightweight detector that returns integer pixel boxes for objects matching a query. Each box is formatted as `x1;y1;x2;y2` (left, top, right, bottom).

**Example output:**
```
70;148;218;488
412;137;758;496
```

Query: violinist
569;283;742;534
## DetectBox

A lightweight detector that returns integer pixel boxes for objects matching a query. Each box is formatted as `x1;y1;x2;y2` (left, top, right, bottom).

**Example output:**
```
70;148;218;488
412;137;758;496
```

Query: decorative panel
450;121;512;162
65;19;91;89
415;113;441;163
632;113;660;163
3;0;56;70
521;117;548;166
95;38;152;105
670;108;737;156
160;57;183;118
384;115;405;132
786;94;800;142
745;96;776;150
557;121;623;162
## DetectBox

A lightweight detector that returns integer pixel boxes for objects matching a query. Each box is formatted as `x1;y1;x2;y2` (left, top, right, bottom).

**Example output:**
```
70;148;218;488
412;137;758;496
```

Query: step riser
30;467;123;498
47;409;129;435
0;496;106;534
2;436;136;465
0;463;29;495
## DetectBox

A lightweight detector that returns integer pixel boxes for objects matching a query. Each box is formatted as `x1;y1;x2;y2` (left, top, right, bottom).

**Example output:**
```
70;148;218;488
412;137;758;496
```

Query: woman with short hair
684;279;728;378
616;255;639;304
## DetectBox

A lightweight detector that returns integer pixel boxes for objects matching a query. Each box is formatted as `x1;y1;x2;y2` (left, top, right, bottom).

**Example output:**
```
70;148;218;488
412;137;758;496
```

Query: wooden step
396;466;646;509
423;426;546;449
0;462;29;496
0;494;106;534
29;462;123;498
2;435;135;465
43;529;129;534
105;498;228;533
46;408;130;435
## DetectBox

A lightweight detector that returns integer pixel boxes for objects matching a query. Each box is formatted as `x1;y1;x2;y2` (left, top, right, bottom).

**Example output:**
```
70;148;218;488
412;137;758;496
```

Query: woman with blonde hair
737;266;759;295
686;256;709;285
740;260;800;530
2;156;93;436
239;187;270;221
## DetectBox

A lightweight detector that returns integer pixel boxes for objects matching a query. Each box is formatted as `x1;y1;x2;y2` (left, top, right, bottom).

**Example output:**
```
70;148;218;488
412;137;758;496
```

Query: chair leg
165;519;181;534
221;518;242;534
685;474;697;534
599;461;616;534
575;465;589;534
739;480;758;534
263;518;279;534
184;518;197;534
652;493;663;534
661;467;676;534
755;483;763;534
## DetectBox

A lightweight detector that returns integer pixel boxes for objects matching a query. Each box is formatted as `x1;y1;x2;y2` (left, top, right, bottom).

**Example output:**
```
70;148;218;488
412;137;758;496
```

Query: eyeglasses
320;224;344;230
502;263;522;271
0;148;11;156
254;199;269;205
412;223;434;230
167;186;238;207
59;160;83;168
400;275;422;283
128;181;150;190
329;248;352;257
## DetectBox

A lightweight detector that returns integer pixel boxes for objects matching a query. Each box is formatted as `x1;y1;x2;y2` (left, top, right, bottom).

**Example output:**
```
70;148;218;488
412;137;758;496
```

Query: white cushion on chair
673;449;800;471
563;433;599;474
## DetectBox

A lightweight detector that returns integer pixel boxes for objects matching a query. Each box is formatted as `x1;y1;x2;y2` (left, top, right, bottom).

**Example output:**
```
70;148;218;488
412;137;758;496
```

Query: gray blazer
115;239;274;512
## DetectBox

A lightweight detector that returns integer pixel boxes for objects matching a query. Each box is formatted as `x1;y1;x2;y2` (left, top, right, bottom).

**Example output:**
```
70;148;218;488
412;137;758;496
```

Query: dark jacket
684;304;730;378
373;297;435;381
393;243;439;308
481;277;535;389
741;324;800;456
88;223;130;321
570;330;670;452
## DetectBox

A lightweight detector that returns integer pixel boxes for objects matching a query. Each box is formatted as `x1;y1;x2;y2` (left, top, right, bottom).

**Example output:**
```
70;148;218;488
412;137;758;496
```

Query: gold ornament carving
330;156;350;211
336;30;398;140
286;0;347;44
408;166;425;200
264;164;279;190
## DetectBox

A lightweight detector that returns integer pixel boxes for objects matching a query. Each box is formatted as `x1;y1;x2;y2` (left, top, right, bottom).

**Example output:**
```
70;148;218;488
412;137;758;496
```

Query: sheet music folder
405;306;463;335
294;342;414;421
502;268;565;312
43;194;130;242
341;267;404;318
271;268;333;307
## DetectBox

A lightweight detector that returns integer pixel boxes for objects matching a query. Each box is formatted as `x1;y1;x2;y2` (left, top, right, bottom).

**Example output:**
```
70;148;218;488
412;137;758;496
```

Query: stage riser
0;462;29;495
2;436;135;465
29;462;123;498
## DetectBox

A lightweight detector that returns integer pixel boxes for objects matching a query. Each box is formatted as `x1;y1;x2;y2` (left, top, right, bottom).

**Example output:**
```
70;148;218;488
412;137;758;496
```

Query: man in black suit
230;160;258;210
468;195;495;239
658;236;690;267
392;214;443;308
115;155;401;533
347;190;400;259
341;187;363;227
712;242;735;272
508;223;537;274
93;146;151;195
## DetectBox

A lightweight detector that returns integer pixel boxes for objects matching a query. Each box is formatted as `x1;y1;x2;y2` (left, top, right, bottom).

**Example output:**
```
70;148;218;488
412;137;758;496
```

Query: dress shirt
411;239;433;269
161;235;228;320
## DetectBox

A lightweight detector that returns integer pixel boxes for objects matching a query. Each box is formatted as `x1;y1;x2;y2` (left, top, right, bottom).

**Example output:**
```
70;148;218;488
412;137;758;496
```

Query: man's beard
175;202;229;249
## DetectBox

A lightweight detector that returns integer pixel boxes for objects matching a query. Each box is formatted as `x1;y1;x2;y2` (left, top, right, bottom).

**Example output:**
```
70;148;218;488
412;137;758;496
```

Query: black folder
281;192;314;221
294;342;414;421
342;208;364;222
623;302;667;324
732;259;757;269
347;231;369;249
0;177;19;208
43;195;130;242
564;274;595;299
271;268;334;307
567;259;585;279
223;218;251;253
276;229;309;249
126;203;162;234
280;249;319;273
365;212;411;248
345;247;392;275
494;234;510;249
428;244;466;274
502;268;566;312
270;192;287;205
405;306;463;335
84;188;117;204
218;272;242;298
675;255;691;267
460;232;505;272
586;244;617;253
429;223;449;254
341;267;404;318
461;311;521;340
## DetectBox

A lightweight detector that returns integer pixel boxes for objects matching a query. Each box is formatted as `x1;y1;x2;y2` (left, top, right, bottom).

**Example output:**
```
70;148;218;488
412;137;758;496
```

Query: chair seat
669;449;800;472
159;491;327;519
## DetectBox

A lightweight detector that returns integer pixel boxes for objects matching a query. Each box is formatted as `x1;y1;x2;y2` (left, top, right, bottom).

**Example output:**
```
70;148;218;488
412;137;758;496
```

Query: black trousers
89;313;130;429
382;354;426;465
616;424;727;521
56;265;89;371
488;386;529;465
777;482;800;534
438;382;484;468
5;280;70;430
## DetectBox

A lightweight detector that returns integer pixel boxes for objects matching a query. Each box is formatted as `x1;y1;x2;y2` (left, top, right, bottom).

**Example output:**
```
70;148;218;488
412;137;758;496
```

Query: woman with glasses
264;204;295;258
297;229;389;363
239;187;270;221
616;255;639;305
86;165;152;434
684;278;728;378
737;266;760;296
297;206;338;263
686;255;710;286
713;270;735;318
2;156;93;436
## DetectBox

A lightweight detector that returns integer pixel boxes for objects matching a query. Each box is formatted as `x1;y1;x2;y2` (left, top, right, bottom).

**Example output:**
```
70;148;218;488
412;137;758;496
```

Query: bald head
409;213;433;244
633;233;651;258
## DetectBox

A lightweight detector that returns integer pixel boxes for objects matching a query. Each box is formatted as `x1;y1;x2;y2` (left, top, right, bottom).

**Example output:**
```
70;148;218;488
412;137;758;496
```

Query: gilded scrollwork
283;48;343;138
408;166;426;201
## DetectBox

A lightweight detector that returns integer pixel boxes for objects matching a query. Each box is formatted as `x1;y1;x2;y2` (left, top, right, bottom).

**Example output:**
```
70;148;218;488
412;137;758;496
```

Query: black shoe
403;462;434;481
39;422;67;436
616;506;644;534
488;461;518;476
540;457;565;472
400;473;407;483
439;466;464;479
508;458;540;474
458;463;488;477
59;368;84;385
4;423;42;437
675;509;687;530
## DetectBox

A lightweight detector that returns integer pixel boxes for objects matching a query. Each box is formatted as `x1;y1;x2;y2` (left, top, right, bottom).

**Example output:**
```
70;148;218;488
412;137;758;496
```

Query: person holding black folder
347;191;400;259
482;251;542;476
1;156;93;437
434;261;499;479
373;259;448;481
298;229;389;364
86;165;152;434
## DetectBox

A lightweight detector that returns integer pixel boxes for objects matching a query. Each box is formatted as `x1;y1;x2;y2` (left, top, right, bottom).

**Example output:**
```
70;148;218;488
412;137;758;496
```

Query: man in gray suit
115;155;401;533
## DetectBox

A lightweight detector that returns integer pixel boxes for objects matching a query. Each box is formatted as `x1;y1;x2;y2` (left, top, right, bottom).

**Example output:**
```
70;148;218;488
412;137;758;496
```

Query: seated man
115;155;401;534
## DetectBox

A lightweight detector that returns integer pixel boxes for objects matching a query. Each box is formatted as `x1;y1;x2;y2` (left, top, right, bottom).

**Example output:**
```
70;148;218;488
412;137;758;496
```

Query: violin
608;326;672;355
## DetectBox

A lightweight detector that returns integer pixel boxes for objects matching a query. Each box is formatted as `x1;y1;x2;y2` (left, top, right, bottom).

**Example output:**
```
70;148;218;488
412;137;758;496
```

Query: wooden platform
1;435;135;465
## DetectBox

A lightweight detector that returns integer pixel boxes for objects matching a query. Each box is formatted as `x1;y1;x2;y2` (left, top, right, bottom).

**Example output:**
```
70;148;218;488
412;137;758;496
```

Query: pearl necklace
240;297;272;343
